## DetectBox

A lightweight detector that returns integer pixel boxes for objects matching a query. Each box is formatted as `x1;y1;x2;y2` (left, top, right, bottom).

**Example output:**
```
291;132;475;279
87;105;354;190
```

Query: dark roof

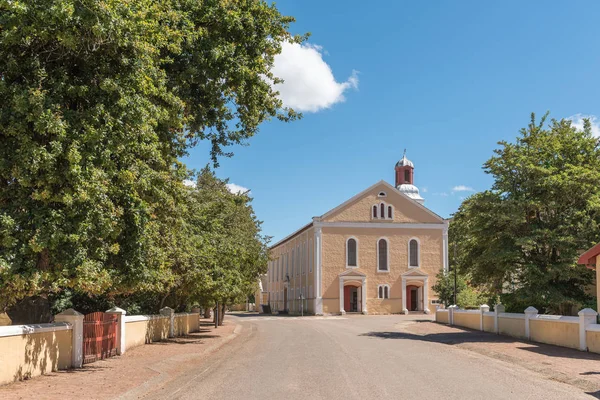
578;242;600;269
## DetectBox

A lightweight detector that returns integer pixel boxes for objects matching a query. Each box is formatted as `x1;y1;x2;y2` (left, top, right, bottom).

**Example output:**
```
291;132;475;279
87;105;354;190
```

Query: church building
266;153;449;315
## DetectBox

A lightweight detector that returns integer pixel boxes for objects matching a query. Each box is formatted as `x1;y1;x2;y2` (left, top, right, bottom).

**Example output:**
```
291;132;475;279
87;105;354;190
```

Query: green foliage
451;113;600;314
432;269;467;307
456;287;484;309
0;0;297;311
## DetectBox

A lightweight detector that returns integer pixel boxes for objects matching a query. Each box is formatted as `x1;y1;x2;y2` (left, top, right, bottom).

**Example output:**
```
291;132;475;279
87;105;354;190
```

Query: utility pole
453;243;457;306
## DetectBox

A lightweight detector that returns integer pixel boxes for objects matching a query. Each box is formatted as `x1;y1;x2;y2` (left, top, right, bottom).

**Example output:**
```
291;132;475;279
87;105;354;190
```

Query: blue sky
183;1;600;243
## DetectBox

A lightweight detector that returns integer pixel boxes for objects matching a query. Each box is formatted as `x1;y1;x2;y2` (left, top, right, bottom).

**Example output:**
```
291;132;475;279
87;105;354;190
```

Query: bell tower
395;149;414;187
395;150;424;204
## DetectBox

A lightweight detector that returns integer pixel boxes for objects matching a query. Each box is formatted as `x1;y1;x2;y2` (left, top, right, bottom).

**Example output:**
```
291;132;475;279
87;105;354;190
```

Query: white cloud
271;42;358;112
567;114;600;137
184;180;249;195
452;185;475;192
226;183;250;195
421;187;428;193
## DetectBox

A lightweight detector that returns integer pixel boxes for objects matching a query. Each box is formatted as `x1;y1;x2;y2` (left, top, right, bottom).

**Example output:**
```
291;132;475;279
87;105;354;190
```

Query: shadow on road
360;326;600;363
586;390;600;399
226;312;300;319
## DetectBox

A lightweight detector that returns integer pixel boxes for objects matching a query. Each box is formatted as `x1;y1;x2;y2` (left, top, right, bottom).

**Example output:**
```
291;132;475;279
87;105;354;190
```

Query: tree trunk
36;248;50;271
203;307;211;319
159;291;170;310
219;303;226;326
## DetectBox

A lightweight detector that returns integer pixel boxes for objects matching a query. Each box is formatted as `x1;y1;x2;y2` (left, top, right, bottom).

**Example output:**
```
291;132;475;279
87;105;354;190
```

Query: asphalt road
144;314;593;400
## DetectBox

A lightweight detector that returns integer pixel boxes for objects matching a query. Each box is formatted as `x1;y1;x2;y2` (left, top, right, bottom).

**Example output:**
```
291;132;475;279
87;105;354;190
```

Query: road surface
144;314;594;399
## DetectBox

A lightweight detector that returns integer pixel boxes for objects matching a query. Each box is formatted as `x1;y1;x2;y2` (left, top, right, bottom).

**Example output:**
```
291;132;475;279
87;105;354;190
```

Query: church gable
321;181;442;224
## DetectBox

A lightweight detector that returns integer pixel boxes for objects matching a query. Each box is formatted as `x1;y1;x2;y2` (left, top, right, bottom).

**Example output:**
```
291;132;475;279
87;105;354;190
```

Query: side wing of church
266;153;449;315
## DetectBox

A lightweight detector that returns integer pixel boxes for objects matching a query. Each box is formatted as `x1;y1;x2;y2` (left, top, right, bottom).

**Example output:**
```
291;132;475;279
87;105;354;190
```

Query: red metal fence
83;312;118;364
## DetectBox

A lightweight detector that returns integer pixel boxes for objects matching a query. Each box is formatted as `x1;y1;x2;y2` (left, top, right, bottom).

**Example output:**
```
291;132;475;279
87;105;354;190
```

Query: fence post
479;304;489;331
55;308;84;368
448;305;457;326
524;306;538;340
494;304;505;334
106;307;127;355
578;308;598;351
160;307;175;338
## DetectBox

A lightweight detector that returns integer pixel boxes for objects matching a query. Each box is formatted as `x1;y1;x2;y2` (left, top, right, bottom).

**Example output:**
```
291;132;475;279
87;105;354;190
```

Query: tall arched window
377;238;388;271
380;203;385;218
346;238;358;268
409;239;419;268
291;249;295;276
372;205;378;219
387;206;393;219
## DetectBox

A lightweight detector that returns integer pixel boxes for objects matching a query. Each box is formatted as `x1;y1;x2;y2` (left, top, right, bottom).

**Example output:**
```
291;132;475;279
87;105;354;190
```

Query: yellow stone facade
266;180;448;315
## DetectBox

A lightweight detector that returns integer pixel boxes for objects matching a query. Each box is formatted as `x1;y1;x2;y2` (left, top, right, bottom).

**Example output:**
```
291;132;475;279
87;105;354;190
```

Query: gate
83;312;118;364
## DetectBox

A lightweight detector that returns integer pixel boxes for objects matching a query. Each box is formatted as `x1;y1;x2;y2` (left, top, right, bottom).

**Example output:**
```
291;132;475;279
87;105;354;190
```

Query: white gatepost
160;307;175;338
494;304;505;334
524;306;538;340
423;278;430;314
448;305;457;326
339;278;346;315
401;277;408;314
479;304;489;331
54;308;84;368
106;307;127;355
578;308;598;351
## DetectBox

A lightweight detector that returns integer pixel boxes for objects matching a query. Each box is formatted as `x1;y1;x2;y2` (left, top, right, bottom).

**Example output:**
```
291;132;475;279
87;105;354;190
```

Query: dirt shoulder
0;319;240;400
400;320;600;396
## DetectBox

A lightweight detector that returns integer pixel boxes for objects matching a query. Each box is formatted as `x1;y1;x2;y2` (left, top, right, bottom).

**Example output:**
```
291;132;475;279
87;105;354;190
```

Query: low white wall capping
124;315;169;323
0;322;71;338
436;304;600;354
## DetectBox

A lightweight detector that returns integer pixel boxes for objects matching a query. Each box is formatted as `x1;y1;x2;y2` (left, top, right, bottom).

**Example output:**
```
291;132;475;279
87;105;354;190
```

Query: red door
344;286;352;312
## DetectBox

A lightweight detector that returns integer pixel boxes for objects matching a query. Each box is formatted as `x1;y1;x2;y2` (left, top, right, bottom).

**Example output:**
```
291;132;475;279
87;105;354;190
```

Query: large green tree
0;0;299;312
171;168;269;324
451;114;600;314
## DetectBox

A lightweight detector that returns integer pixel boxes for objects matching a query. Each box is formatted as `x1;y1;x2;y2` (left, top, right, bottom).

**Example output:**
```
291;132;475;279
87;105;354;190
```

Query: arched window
291;249;295;276
378;191;387;198
346;237;358;267
404;169;410;182
377;238;388;271
380;203;385;218
372;205;378;219
378;284;390;299
409;239;419;268
387;206;393;219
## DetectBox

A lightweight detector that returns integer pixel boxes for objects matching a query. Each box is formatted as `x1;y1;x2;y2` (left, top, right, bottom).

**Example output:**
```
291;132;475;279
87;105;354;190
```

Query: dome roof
395;152;414;168
397;184;424;204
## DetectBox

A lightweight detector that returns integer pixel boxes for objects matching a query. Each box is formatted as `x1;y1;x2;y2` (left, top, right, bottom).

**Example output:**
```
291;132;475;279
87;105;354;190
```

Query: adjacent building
578;242;600;313
266;153;449;315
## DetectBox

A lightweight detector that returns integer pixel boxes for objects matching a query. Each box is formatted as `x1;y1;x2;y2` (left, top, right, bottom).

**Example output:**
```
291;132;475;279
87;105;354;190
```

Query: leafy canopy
0;0;298;310
450;113;600;313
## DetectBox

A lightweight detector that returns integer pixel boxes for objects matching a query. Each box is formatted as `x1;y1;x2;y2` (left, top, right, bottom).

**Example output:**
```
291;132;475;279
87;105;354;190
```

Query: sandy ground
0;319;238;400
